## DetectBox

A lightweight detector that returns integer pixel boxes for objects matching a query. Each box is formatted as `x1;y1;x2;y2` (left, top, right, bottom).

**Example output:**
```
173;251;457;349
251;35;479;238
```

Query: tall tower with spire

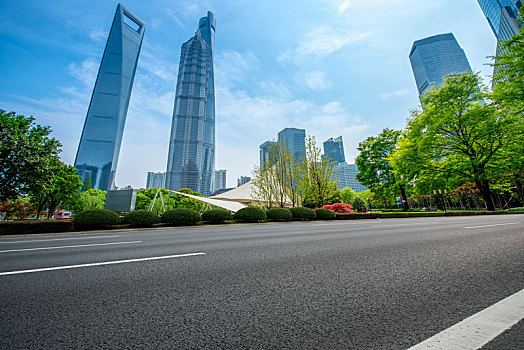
166;12;216;195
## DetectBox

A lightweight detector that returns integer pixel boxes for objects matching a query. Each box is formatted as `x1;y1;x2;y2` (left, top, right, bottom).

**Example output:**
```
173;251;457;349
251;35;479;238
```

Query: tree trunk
476;180;495;211
399;184;409;211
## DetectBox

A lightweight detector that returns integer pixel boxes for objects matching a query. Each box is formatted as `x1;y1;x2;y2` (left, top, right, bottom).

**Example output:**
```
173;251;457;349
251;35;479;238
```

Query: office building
237;176;251;187
166;12;216;196
278;128;306;162
74;4;145;191
259;141;278;167
146;172;166;189
214;169;227;193
477;0;521;41
323;136;345;164
333;163;368;192
409;33;472;98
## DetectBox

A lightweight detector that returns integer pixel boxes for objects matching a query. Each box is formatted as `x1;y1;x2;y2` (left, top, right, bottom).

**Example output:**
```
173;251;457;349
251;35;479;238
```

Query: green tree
251;141;300;207
300;136;339;208
76;189;107;212
0;111;61;201
396;72;520;211
29;158;82;218
81;174;92;192
355;128;409;210
340;187;356;204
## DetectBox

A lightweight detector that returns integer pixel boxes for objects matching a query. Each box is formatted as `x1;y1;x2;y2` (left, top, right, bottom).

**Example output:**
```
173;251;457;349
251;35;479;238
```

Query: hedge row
336;210;524;220
0;220;74;235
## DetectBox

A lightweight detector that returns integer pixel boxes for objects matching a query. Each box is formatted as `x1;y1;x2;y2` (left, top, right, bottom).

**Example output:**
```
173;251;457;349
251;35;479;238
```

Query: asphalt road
1;215;523;349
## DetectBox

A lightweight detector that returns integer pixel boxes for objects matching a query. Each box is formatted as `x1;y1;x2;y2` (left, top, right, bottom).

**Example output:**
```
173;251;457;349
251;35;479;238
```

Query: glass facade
237;176;251;187
409;33;472;98
477;0;521;40
259;141;277;167
277;128;306;162
74;4;145;191
333;163;368;193
146;172;165;189
322;136;345;164
165;12;216;196
213;169;226;193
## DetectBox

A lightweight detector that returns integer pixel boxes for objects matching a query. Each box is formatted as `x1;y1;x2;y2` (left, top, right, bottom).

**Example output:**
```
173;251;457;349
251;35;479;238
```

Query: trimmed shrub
320;203;354;213
0;220;74;235
314;208;336;220
125;210;159;228
289;207;316;220
73;209;120;230
234;206;267;223
202;209;232;223
351;197;368;212
161;208;201;226
266;207;293;221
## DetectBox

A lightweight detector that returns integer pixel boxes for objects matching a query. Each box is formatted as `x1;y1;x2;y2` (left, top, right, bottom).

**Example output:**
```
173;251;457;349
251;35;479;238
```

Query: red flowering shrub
320;203;354;213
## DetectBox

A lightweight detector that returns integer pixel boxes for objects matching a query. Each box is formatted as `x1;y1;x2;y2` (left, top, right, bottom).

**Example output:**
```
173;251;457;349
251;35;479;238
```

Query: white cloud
215;50;260;88
338;0;352;15
380;89;409;100
89;27;107;42
279;26;370;64
67;59;98;88
295;71;332;91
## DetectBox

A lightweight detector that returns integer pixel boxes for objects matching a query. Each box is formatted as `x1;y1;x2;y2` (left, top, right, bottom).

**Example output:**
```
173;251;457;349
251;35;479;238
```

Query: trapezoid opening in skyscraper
74;4;145;191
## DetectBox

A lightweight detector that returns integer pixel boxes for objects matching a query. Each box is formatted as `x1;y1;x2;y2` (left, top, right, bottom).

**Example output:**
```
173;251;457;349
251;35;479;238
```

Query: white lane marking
0;252;206;276
408;288;524;349
0;241;142;253
372;222;438;228
465;222;521;229
0;235;121;244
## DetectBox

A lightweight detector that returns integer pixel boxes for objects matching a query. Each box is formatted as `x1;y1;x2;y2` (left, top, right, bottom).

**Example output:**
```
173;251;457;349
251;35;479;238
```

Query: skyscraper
477;0;521;41
74;4;145;191
166;12;216;196
409;33;472;98
323;136;345;164
259;141;277;167
146;172;165;189
277;128;306;162
214;169;226;193
237;176;251;187
333;163;368;192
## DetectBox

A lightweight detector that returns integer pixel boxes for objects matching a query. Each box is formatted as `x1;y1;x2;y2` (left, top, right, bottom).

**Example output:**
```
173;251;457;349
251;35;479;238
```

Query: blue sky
0;0;497;189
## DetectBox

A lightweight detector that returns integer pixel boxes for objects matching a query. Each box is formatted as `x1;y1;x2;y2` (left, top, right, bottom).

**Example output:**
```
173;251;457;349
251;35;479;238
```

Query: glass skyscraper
277;128;306;162
74;4;145;191
166;12;215;196
333;163;368;192
146;172;165;189
477;0;521;41
323;136;345;164
409;33;472;98
259;141;277;167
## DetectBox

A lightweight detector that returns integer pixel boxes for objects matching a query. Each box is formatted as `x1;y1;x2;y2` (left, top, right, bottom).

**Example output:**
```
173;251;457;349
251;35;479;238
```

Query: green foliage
266;207;293;221
75;189;106;212
234;206;267;222
300;136;339;208
201;209;232;223
135;188;203;215
289;207;316;220
340;187;357;204
251;140;301;207
0;111;62;201
314;208;336;220
125;210;159;227
73;209;119;229
391;72;521;211
29;158;82;218
81;175;92;192
161;208;201;226
0;199;36;220
351;197;368;212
